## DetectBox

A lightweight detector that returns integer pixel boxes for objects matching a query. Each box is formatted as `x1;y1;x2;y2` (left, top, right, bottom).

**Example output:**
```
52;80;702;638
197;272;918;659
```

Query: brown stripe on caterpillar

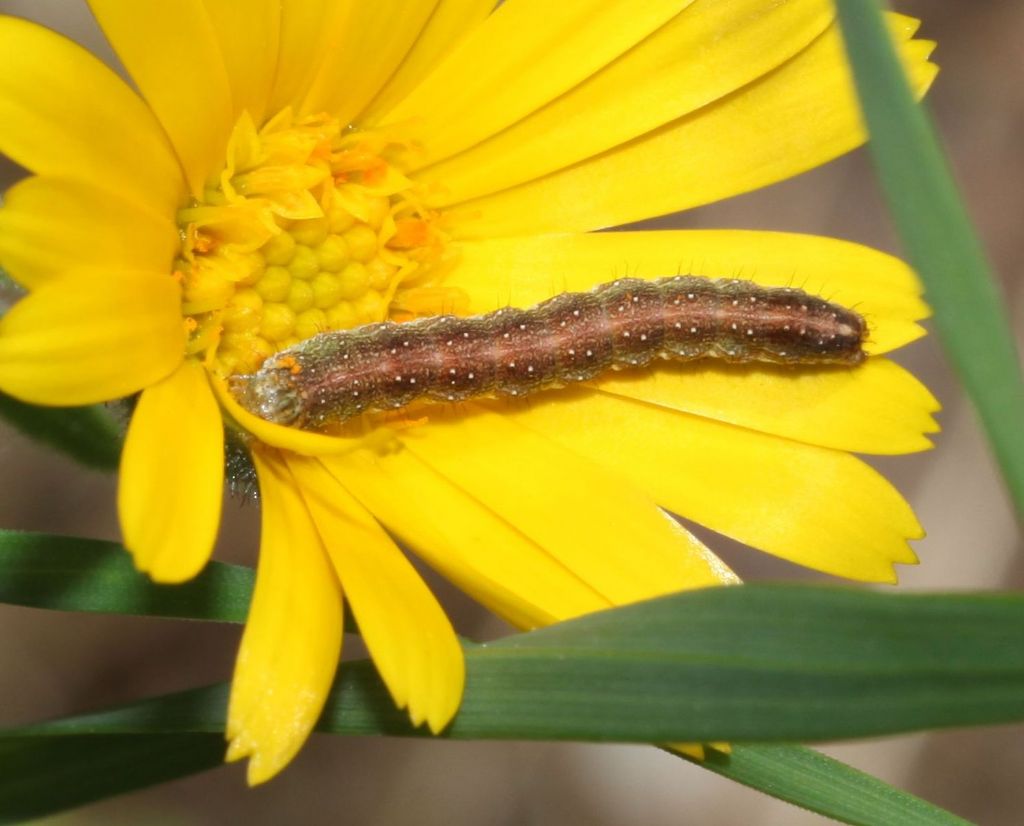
229;275;867;431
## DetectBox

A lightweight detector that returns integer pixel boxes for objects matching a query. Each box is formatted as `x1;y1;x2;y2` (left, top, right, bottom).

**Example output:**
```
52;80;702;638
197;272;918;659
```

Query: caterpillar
230;275;866;431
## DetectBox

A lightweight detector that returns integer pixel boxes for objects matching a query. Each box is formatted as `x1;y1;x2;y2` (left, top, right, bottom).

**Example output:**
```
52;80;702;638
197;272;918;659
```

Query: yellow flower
0;1;938;784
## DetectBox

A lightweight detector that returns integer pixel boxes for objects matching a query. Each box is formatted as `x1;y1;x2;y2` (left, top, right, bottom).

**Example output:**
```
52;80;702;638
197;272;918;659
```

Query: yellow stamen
177;109;458;377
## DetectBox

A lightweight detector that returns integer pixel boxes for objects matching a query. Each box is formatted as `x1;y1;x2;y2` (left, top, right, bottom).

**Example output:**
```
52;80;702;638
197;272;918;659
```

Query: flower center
175;109;452;377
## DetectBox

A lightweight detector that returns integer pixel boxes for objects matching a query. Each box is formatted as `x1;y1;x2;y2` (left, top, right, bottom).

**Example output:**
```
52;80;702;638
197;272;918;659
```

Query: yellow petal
0;269;183;405
360;0;495;125
498;389;921;582
416;0;833;206
118;360;224;582
400;407;737;606
444;16;937;236
227;449;344;785
267;1;351;116
89;0;234;196
379;0;695;167
446;230;929;354
0;176;178;289
301;0;439;125
203;0;281;126
332;445;612;630
212;375;369;456
594;357;939;456
0;16;183;213
335;430;734;759
288;455;464;732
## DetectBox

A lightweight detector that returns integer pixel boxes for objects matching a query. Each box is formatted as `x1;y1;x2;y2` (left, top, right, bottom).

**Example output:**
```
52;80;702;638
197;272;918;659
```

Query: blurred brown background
0;2;1021;823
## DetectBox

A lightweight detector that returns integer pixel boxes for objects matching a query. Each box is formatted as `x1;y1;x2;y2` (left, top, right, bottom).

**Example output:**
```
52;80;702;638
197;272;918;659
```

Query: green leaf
334;585;1024;742
0;734;225;824
0;531;252;622
0;737;961;826
835;0;1024;514
693;745;970;826
0;738;962;826
0;392;122;471
9;585;1013;822
10;585;1024;742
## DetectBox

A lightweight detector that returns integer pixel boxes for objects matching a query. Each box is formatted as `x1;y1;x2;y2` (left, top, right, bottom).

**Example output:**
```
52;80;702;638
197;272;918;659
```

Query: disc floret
177;109;448;378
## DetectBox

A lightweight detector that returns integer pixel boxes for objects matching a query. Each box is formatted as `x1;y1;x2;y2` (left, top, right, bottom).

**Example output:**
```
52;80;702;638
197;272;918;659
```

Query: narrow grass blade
0;531;252;622
0;734;225;824
691;744;969;826
7;584;1016;823
10;585;1024;743
0;734;962;826
835;0;1024;513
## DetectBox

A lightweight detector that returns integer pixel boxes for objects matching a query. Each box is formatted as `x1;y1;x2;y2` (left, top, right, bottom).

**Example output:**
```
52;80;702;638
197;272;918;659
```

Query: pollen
177;109;448;376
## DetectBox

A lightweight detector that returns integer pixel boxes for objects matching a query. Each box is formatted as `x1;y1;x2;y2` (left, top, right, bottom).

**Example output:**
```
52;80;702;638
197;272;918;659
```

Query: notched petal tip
222;451;344;785
224;736;248;764
245;748;293;787
425;695;461;735
289;455;467;741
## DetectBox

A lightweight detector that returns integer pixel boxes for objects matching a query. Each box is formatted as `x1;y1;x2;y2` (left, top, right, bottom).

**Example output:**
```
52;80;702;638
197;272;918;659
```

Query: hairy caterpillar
230;275;866;431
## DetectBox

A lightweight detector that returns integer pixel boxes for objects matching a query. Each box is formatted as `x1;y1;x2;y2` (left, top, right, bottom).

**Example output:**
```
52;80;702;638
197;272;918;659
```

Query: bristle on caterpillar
230;276;867;432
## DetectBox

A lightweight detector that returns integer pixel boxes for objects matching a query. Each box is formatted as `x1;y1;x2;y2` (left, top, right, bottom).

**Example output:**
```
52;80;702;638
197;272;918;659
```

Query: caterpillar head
229;363;306;427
